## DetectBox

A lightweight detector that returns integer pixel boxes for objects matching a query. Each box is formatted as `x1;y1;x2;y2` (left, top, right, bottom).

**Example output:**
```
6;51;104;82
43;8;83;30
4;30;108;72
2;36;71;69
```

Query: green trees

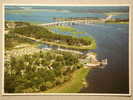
4;50;80;93
5;21;96;51
5;34;35;50
9;23;92;47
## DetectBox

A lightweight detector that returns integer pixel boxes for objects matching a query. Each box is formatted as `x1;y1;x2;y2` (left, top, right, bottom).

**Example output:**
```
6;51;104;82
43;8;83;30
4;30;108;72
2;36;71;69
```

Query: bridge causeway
40;20;92;27
40;15;113;27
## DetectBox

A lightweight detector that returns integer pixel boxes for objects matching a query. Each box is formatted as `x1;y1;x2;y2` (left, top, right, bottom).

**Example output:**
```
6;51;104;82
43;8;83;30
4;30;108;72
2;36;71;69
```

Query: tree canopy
4;50;82;93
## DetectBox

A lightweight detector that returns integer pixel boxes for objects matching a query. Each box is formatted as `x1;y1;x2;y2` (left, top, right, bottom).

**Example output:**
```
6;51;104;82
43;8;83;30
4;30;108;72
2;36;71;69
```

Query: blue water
5;6;129;23
5;6;129;93
74;24;129;93
6;11;107;23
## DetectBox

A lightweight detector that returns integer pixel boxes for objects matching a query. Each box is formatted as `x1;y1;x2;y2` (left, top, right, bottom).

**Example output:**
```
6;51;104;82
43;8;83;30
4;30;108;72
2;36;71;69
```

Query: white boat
102;58;108;65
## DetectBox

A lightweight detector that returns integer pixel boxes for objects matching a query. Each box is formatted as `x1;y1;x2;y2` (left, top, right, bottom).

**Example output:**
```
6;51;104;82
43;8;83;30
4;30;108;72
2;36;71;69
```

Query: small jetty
80;53;107;69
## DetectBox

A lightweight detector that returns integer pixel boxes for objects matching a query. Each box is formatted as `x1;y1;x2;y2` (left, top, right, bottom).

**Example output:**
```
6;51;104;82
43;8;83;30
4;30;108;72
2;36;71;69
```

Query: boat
102;58;108;65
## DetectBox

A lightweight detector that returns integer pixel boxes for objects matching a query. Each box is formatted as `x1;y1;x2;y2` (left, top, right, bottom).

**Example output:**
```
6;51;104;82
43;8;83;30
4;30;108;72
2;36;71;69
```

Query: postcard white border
1;4;132;96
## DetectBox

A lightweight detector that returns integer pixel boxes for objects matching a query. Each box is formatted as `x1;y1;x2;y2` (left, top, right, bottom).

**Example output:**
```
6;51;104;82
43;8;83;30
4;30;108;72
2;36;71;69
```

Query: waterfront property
4;20;107;93
4;6;129;94
80;53;107;68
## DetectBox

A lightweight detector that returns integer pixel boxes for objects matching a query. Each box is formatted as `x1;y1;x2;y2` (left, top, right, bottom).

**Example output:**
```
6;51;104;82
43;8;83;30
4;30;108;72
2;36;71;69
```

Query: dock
80;53;108;68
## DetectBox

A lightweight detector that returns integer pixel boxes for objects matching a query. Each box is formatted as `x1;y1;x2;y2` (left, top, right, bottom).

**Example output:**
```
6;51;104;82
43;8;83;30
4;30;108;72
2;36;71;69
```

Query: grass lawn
71;31;86;34
44;67;90;93
47;26;76;32
47;26;86;35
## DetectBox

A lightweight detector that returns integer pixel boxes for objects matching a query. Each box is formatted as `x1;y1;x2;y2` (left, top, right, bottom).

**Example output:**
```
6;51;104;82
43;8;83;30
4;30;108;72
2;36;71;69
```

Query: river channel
5;6;129;93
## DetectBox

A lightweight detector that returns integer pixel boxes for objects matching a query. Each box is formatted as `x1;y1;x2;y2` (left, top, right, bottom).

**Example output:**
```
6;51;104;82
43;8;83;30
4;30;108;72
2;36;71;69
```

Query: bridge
40;20;93;27
101;15;113;22
40;15;113;27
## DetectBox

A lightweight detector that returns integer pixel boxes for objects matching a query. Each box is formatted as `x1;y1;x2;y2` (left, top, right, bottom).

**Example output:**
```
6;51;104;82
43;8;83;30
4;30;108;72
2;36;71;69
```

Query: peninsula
4;21;106;93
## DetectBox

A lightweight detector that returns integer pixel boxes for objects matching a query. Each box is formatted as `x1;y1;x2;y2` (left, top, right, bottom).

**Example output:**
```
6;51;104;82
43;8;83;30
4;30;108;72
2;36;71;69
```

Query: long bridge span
40;20;93;27
40;15;113;27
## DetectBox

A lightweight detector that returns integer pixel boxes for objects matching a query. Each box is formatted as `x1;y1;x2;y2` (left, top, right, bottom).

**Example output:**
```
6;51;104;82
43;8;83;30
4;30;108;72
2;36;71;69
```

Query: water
75;24;129;93
5;6;129;23
5;6;129;94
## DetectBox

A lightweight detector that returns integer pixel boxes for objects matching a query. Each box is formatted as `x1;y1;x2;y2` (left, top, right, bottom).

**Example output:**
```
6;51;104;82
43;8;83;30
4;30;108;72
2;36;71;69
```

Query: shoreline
43;67;90;93
4;46;93;93
5;21;107;93
5;19;129;25
5;20;96;51
15;34;96;51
